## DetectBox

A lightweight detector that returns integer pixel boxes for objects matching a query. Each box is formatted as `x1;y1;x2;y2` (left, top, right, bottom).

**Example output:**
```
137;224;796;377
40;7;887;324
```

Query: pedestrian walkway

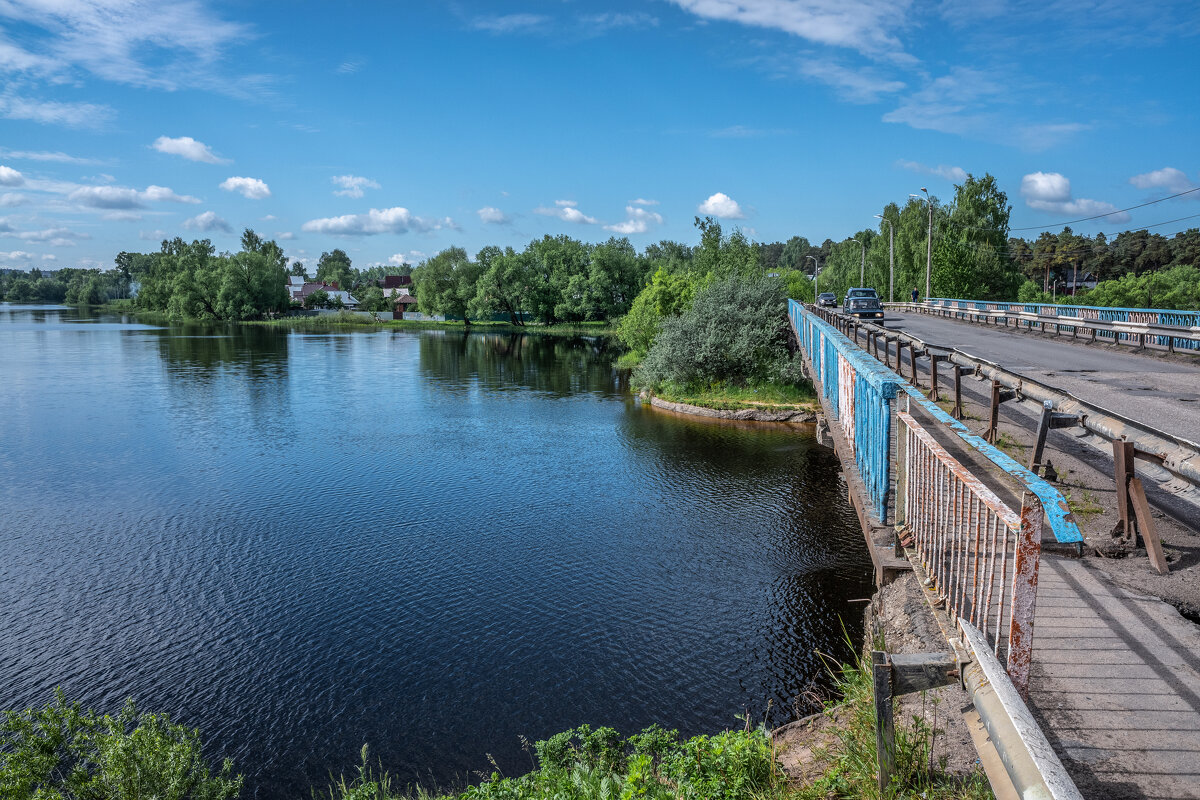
1030;556;1200;799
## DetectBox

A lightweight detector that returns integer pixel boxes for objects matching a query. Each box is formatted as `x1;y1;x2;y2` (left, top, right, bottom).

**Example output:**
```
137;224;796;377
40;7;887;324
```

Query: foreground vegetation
2;658;990;800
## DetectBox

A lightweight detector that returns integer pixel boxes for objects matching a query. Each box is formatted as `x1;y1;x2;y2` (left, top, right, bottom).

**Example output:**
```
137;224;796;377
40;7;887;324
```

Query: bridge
788;298;1200;800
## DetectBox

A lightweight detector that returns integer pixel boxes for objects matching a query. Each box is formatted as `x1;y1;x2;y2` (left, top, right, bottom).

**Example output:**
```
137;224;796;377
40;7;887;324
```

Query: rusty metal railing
899;408;1042;695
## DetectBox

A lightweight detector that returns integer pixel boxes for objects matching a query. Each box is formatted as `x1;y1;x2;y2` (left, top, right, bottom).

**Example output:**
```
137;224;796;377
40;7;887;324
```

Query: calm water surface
0;304;871;797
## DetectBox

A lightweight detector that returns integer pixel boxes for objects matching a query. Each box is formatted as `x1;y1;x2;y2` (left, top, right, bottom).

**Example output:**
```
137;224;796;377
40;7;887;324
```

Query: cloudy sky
1;0;1198;270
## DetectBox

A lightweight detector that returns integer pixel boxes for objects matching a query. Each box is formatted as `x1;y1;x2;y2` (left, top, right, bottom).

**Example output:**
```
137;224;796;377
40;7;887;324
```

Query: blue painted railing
926;297;1200;350
790;300;1083;544
790;299;899;522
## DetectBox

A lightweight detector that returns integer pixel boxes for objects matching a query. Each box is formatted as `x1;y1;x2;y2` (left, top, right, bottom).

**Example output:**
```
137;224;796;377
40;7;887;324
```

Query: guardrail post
985;381;1016;444
872;650;895;795
952;365;964;420
1112;439;1136;543
929;354;948;402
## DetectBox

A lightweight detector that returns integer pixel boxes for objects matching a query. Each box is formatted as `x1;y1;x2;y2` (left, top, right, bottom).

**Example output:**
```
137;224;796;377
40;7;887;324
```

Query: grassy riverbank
651;382;817;413
3;662;989;800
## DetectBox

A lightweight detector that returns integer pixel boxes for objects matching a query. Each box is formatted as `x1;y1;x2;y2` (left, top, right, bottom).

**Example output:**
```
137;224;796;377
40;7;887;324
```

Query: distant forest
3;171;1198;314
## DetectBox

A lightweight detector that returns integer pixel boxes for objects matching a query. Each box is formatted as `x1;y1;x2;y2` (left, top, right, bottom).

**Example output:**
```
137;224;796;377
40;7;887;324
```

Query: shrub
633;273;800;392
0;690;242;800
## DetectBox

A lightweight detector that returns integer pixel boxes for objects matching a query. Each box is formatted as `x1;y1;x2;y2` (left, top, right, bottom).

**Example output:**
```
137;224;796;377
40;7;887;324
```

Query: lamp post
875;214;894;303
805;255;818;295
909;188;933;300
852;237;866;285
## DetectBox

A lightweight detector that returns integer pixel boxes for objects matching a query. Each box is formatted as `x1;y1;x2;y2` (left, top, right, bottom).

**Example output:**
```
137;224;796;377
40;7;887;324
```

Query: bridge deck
1032;556;1200;799
884;310;1200;444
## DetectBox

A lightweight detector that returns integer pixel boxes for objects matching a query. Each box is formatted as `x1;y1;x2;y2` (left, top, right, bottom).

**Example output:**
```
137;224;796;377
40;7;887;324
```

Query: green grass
655;381;817;412
1064;489;1104;525
794;653;993;800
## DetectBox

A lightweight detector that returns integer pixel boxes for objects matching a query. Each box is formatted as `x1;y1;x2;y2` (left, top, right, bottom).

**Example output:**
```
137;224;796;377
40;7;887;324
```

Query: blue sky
1;0;1198;271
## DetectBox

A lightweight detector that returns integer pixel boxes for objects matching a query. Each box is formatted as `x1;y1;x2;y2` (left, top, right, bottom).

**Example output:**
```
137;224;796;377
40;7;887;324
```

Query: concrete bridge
788;299;1200;800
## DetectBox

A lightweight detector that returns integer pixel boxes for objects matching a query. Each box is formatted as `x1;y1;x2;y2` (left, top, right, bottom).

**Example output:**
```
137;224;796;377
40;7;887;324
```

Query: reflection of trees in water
417;331;625;397
151;322;293;443
153;322;289;382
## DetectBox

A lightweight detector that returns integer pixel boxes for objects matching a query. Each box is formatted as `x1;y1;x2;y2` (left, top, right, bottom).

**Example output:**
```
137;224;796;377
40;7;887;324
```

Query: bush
0;690;242;800
633;273;800;392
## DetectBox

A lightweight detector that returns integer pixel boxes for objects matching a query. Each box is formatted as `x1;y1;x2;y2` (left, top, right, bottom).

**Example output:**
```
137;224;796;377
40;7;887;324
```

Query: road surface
883;311;1200;444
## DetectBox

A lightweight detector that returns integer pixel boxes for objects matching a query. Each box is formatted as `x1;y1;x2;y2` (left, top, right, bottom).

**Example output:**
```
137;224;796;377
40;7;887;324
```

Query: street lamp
805;255;818;294
874;214;894;303
907;189;936;302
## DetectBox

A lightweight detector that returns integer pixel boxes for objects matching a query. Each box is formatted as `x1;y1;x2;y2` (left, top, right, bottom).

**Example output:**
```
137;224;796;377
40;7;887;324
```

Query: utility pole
875;214;895;302
923;187;932;301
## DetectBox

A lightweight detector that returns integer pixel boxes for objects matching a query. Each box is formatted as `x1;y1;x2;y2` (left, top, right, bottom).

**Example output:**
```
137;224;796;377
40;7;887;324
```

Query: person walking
910;287;919;303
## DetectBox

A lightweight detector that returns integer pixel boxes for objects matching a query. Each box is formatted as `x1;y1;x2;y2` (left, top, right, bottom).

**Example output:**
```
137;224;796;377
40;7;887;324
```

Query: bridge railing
900;410;1041;695
790;299;899;522
920;297;1200;351
803;304;1084;545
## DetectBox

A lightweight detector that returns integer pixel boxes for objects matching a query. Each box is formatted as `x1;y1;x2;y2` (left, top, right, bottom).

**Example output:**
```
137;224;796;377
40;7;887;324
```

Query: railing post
1008;494;1043;698
952;365;963;420
873;650;896;795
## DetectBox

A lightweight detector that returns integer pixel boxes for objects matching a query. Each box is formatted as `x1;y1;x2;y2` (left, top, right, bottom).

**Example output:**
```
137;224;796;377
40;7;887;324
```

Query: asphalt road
883;311;1200;444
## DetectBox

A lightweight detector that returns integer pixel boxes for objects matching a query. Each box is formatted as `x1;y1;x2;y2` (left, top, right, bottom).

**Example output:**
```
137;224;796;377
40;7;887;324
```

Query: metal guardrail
900;298;1200;352
851;306;1200;495
806;305;1084;545
790;299;898;522
900;410;1042;694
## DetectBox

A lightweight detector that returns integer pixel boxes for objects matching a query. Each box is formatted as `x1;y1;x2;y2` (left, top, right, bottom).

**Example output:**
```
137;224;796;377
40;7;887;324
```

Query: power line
1009;186;1200;231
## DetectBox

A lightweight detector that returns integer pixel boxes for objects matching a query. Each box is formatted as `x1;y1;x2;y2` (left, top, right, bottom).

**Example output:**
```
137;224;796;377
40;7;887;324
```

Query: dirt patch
869;573;982;780
773;710;845;785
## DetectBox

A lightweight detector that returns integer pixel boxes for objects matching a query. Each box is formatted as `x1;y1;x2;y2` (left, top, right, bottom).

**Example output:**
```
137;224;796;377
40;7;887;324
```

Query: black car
844;287;884;320
816;292;837;308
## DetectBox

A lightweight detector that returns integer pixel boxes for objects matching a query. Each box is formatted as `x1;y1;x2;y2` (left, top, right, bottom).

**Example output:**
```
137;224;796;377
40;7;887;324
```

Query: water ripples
0;309;873;798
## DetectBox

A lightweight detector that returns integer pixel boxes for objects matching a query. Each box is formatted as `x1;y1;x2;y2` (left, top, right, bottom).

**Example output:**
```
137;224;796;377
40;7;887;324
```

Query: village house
286;276;359;308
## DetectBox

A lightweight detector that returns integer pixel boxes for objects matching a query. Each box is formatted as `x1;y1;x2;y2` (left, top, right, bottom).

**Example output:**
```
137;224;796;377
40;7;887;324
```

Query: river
0;304;872;798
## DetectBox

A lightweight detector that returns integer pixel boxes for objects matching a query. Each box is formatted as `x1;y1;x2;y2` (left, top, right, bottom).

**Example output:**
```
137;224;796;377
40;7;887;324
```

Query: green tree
411;246;483;323
304;289;329;309
316;248;354;288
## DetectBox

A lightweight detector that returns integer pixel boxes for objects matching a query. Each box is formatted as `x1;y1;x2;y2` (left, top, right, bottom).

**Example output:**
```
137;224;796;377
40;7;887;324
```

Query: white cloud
470;13;549;33
0;165;24;186
0;94;114;127
276;231;295;240
183;211;232;233
102;211;142;221
0;148;98;164
69;183;200;209
0;0;252;91
301;207;456;236
0;249;34;262
580;12;659;31
331;174;380;198
1019;172;1130;222
534;201;597;224
388;251;426;266
8;226;74;242
139;229;168;241
698;191;745;219
798;60;906;104
477;206;512;224
1129;167;1196;194
710;124;794;137
153;135;229;164
0;192;27;206
667;0;912;62
1015;123;1089;151
40;253;56;261
631;198;659;206
605;205;664;235
896;159;968;183
220;175;271;199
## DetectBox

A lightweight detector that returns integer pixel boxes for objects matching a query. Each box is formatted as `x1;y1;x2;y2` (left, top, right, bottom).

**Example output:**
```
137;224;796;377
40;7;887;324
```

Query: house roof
382;275;412;289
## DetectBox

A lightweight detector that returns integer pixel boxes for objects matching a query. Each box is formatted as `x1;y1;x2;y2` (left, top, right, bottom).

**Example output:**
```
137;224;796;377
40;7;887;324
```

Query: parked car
816;292;837;308
843;287;885;320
